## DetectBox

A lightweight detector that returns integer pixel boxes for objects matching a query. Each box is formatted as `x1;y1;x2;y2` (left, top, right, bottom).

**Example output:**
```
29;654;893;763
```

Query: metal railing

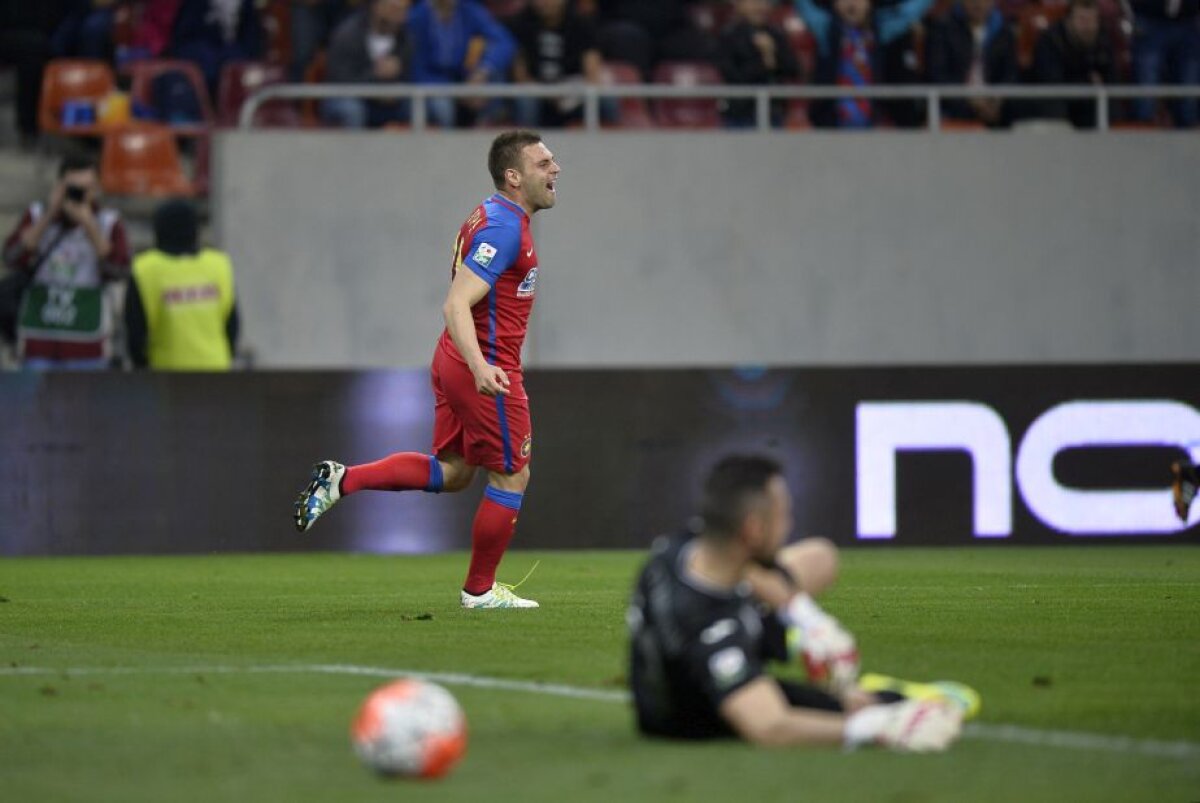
239;82;1200;132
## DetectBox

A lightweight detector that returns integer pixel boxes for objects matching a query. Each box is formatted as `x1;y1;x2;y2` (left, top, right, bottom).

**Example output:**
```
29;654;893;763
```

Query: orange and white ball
350;679;467;778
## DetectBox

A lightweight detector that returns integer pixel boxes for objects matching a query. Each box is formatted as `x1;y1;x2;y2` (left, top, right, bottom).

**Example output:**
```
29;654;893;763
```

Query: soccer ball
350;678;468;778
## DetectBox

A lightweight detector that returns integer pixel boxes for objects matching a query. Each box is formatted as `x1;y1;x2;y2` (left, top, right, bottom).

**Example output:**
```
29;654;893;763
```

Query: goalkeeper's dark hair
700;455;783;540
489;129;543;190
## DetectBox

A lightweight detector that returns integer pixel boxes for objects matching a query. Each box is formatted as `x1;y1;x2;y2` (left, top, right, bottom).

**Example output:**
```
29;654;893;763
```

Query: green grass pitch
2;546;1197;802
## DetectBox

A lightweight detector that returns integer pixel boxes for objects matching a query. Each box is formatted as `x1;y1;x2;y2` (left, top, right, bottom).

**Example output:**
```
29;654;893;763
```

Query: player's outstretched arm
720;677;846;747
720;677;962;751
443;268;510;396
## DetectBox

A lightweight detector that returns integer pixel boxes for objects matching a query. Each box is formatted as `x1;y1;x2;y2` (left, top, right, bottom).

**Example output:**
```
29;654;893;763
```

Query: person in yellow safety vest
124;198;241;370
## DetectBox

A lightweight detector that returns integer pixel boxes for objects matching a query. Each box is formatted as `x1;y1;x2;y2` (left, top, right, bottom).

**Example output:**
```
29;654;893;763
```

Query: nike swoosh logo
525;248;534;257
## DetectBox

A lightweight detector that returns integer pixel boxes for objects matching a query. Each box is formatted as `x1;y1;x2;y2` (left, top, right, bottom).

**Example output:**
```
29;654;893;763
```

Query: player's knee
438;459;476;493
783;536;839;597
489;464;530;493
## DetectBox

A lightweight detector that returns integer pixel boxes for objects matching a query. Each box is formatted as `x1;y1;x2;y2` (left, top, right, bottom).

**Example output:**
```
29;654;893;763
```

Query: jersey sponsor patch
473;242;498;268
516;267;538;298
708;646;749;689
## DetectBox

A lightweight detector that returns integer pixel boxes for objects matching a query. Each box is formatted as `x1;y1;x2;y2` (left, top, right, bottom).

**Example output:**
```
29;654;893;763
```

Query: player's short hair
58;152;97;178
489;129;543;190
700;455;784;539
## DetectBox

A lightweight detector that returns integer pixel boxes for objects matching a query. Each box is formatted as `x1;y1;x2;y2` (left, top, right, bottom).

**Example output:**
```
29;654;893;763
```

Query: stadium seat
122;58;216;134
38;59;117;135
486;0;528;20
217;61;301;127
1096;0;1133;80
689;2;734;34
599;60;654;129
651;61;723;128
771;5;819;78
260;0;292;67
300;50;328;127
939;118;988;131
111;1;141;52
100;124;194;197
1017;4;1068;71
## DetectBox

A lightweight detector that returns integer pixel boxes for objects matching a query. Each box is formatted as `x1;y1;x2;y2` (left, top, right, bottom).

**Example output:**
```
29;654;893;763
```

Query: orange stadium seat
122;58;215;134
651;61;723;128
217;61;301;127
100;124;193;197
599;60;654;128
38;59;117;135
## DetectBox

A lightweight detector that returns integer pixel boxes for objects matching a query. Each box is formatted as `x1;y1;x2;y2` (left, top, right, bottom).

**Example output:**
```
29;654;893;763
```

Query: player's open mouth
547;181;556;193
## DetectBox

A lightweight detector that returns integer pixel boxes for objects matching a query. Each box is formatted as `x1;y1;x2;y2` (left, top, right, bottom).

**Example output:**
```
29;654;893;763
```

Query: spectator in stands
1;153;130;370
407;0;515;127
509;0;612;127
717;0;802;127
0;0;61;147
169;0;266;93
290;0;357;81
590;0;717;79
126;198;240;371
1030;0;1116;128
50;0;117;61
1129;0;1199;127
926;0;1019;127
121;0;182;64
322;0;411;127
795;0;935;128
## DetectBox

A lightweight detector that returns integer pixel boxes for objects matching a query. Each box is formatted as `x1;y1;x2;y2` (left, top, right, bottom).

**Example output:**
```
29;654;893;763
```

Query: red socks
341;453;444;495
463;486;524;595
340;457;521;596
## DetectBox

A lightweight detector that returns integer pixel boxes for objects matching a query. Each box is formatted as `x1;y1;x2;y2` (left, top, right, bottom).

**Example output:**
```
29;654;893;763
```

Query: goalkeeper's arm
719;677;962;752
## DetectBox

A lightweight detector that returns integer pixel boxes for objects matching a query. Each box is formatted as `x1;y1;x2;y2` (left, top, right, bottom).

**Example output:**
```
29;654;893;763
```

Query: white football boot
294;460;346;532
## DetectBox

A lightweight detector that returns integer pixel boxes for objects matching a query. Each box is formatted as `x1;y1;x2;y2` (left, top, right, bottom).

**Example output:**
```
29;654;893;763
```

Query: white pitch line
3;663;1196;760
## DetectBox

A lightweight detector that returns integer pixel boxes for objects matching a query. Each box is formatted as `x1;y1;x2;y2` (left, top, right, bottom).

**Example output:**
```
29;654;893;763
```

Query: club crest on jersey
473;242;497;268
516;268;538;298
520;434;532;458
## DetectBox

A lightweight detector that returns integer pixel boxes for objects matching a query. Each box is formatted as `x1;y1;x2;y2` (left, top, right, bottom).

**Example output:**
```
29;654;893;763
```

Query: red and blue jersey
437;193;539;372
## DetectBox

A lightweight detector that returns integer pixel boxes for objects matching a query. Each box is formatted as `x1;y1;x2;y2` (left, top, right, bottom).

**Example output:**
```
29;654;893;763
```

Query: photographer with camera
1;153;130;370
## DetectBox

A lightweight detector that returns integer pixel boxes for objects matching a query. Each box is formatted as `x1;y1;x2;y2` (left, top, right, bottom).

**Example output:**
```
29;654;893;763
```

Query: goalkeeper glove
783;593;860;695
844;699;963;752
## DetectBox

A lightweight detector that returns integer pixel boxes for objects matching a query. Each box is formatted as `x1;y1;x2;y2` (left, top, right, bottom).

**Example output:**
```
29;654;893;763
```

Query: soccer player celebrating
293;130;559;609
628;455;977;750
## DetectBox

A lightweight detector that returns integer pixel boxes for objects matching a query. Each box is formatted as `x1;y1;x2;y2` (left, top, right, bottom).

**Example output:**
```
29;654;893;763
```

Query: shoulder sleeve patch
707;646;750;690
472;242;497;268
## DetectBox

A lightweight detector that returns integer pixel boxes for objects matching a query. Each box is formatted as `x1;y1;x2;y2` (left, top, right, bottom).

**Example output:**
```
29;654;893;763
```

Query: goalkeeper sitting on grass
627;454;979;751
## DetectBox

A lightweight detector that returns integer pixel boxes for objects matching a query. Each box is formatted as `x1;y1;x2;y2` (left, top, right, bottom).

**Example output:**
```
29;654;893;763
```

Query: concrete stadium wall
214;131;1200;368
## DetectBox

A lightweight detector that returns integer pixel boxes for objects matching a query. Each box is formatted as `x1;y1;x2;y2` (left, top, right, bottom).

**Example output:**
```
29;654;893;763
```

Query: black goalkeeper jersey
628;532;791;739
